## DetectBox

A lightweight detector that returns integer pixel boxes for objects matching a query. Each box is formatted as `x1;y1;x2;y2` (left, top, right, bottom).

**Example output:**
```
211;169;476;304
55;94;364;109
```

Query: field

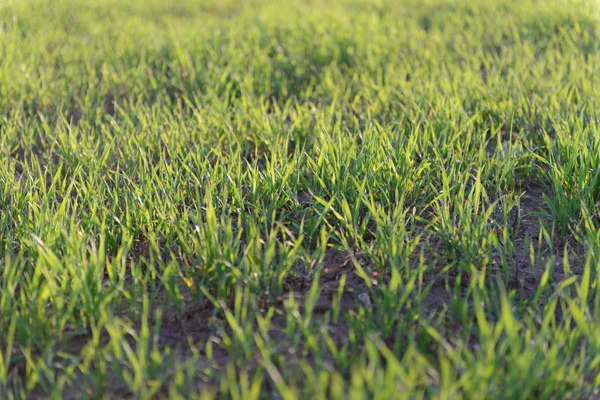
0;0;599;398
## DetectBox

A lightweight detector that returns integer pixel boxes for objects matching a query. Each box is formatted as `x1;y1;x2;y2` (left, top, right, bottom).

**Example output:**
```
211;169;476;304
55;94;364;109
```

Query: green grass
1;0;600;397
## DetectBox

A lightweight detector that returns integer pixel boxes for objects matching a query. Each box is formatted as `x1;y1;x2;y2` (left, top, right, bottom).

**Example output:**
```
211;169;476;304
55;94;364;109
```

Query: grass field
1;0;599;398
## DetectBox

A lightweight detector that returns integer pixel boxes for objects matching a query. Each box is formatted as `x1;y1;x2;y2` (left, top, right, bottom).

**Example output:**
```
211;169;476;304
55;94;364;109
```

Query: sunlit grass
1;0;600;398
